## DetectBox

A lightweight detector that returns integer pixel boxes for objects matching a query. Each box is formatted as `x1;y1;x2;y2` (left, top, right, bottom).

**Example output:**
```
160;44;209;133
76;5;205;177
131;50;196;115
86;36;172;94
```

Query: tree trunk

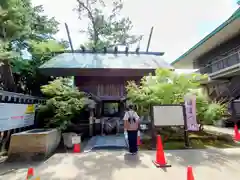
0;59;16;92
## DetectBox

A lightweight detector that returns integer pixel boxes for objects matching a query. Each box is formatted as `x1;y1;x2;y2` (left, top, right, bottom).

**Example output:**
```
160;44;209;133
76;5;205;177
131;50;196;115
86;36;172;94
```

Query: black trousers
127;130;138;153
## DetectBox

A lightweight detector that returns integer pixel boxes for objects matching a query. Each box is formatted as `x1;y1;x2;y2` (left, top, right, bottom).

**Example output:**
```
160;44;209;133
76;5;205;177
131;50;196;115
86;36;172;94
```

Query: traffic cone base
152;160;172;168
26;167;34;179
137;131;141;146
234;124;240;141
187;166;195;180
152;135;171;168
235;134;240;141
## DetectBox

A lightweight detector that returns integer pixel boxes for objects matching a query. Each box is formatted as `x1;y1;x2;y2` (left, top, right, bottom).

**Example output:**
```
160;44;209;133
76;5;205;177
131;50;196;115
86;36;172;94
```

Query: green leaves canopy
9;40;66;95
0;0;59;51
37;78;94;130
127;69;208;106
126;69;227;124
0;0;66;94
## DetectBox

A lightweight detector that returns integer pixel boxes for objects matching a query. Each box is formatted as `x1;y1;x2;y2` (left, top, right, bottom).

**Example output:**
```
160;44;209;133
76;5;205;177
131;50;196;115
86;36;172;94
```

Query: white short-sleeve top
123;110;139;131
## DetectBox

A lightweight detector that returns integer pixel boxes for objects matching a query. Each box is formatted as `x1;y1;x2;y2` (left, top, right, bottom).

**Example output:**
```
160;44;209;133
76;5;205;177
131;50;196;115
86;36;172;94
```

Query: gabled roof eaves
39;53;173;70
53;50;165;56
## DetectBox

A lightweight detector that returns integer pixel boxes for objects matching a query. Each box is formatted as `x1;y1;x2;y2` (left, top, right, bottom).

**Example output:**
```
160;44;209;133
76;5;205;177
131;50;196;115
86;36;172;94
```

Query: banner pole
182;104;190;148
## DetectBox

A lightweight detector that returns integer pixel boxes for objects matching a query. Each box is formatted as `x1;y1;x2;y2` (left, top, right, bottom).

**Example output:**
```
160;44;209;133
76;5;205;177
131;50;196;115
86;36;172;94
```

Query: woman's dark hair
126;104;136;123
128;104;134;110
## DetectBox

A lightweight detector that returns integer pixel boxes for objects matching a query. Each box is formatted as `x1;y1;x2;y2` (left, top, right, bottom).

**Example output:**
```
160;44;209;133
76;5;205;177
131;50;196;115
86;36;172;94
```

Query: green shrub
36;77;95;131
203;102;228;124
126;69;228;125
193;89;228;125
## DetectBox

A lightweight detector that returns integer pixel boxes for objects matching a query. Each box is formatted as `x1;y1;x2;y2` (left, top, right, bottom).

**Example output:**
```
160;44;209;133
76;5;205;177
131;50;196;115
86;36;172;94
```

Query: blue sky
31;0;239;63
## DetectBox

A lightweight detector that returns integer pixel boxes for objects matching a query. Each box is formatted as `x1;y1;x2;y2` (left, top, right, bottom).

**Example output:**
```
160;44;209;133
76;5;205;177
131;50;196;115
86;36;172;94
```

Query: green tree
0;0;59;52
126;69;227;125
10;39;67;95
76;0;142;50
0;0;62;92
37;78;95;130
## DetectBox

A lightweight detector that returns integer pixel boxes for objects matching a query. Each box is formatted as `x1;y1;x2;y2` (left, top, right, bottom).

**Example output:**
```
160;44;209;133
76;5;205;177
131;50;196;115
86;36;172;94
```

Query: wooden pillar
150;105;156;149
95;102;101;135
89;110;94;137
101;118;105;136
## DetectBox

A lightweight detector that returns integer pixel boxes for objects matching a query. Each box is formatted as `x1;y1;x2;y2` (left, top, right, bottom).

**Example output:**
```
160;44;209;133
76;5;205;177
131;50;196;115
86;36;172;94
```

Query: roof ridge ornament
80;45;85;53
103;47;107;53
54;45;164;56
114;46;118;54
136;47;140;55
125;46;129;55
92;47;96;53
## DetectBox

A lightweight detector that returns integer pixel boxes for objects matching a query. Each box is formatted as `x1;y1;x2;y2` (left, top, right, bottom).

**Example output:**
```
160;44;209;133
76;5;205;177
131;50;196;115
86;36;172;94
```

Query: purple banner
184;95;199;131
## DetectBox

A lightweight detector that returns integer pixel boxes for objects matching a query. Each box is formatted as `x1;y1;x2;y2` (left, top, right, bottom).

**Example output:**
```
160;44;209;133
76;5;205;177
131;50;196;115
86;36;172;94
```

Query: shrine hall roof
39;52;173;70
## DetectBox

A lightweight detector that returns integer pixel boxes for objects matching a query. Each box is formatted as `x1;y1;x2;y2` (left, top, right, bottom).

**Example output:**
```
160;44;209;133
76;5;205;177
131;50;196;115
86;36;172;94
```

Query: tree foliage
9;40;66;95
37;78;95;130
0;0;65;93
126;69;228;124
193;89;228;125
0;0;59;56
76;0;142;50
0;0;59;45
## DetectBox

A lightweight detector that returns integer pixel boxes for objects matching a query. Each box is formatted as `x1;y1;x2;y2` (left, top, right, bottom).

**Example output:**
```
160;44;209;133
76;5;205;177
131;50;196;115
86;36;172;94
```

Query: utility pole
146;26;154;53
65;23;74;53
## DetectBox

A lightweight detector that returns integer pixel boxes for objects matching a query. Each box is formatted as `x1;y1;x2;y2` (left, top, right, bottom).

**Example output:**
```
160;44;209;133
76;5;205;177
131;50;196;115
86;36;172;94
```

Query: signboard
184;95;199;131
0;103;36;131
153;105;185;126
152;104;191;148
72;135;81;144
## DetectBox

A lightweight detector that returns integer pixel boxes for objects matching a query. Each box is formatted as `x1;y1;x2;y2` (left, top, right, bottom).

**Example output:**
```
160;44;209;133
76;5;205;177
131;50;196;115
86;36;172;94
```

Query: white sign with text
184;95;199;131
72;135;81;144
0;103;35;131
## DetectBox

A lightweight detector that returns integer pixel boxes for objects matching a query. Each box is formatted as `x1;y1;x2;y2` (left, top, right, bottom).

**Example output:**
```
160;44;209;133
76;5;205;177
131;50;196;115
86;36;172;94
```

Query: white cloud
32;0;238;63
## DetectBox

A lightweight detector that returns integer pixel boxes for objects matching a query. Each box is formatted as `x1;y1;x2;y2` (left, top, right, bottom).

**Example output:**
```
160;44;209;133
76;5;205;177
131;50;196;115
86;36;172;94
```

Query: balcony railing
200;50;240;74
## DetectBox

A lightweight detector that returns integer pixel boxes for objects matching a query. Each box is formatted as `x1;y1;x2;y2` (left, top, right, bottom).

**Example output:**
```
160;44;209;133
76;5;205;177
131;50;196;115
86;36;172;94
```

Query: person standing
123;104;140;155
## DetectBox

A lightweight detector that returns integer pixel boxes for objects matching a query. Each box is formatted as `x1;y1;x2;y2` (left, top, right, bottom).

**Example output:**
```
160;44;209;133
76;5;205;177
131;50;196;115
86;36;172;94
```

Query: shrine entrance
100;100;125;135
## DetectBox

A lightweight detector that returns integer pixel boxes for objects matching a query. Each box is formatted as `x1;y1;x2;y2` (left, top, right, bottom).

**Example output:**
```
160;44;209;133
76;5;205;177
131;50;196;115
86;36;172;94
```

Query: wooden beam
64;23;74;53
52;50;165;56
146;27;154;53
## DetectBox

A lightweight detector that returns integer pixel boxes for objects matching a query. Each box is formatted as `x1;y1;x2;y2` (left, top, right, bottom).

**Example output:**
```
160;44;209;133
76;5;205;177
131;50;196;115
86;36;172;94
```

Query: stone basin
7;128;61;162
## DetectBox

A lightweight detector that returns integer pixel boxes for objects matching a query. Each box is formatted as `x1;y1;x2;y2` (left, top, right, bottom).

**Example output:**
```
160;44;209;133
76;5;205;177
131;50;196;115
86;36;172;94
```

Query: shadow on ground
0;161;42;176
33;151;148;180
1;148;240;180
165;148;240;172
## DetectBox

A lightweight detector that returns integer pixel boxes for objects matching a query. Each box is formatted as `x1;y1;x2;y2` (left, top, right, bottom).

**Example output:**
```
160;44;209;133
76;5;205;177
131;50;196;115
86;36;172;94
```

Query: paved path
204;125;234;135
84;134;128;152
1;148;240;180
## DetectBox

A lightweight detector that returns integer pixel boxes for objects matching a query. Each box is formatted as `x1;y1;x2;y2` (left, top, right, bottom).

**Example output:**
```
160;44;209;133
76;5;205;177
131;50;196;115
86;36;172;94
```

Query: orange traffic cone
137;131;141;146
234;124;240;141
187;166;195;180
73;143;81;153
26;167;34;179
152;135;171;168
